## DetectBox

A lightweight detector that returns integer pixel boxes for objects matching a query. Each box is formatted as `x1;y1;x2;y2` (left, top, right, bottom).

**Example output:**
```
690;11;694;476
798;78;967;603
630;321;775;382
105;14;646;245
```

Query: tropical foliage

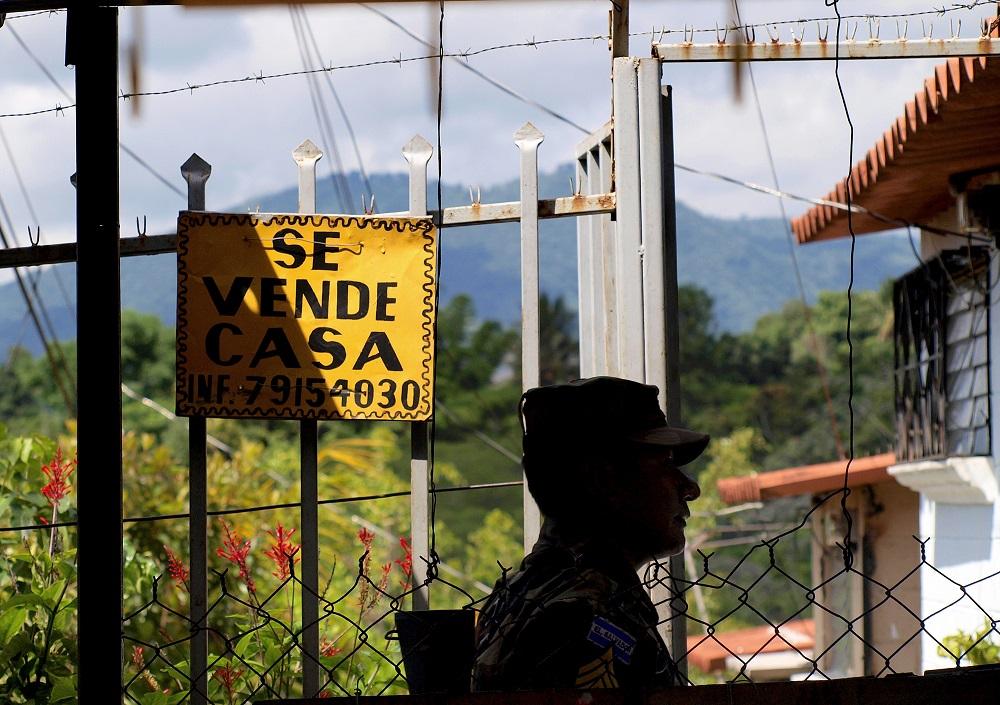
0;283;903;700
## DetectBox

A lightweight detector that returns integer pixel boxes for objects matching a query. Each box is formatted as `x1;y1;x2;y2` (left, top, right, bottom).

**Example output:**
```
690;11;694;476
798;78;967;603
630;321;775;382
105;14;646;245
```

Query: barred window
893;248;991;463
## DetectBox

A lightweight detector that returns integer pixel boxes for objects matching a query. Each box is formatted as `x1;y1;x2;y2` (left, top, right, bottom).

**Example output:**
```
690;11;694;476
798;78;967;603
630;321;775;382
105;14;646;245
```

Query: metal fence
3;12;1000;700
113;503;1000;702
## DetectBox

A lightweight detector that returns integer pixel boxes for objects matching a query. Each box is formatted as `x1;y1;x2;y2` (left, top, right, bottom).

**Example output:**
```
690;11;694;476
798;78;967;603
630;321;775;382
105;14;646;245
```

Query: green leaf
0;606;28;643
0;631;33;662
233;632;257;659
3;592;46;610
50;678;77;703
41;579;67;610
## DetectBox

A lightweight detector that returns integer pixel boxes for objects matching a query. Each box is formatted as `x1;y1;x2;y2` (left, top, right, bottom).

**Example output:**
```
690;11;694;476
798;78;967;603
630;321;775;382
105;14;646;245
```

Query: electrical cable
0;479;526;533
827;0;858;572
0;216;74;415
426;0;446;578
672;162;991;244
361;3;591;135
733;0;846;460
0;128;78;405
296;5;374;198
288;6;353;212
6;24;184;200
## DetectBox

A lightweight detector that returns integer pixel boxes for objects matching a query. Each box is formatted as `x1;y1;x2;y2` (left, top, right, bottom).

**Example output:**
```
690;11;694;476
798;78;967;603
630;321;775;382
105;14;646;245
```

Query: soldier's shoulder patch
575;647;618;689
586;616;637;665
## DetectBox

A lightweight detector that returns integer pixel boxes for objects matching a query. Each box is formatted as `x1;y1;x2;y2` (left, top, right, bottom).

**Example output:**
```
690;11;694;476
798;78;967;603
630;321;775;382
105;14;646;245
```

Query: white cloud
0;0;990;248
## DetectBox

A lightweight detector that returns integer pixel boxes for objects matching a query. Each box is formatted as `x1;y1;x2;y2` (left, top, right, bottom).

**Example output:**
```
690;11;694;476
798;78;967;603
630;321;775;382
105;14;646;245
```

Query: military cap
520;376;709;466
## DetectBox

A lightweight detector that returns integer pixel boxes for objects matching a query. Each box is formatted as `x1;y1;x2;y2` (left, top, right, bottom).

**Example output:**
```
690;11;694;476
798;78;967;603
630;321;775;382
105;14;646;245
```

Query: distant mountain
0;165;917;354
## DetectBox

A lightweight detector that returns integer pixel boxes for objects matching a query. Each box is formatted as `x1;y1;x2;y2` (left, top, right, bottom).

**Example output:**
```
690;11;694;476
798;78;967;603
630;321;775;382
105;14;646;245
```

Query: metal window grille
894;248;991;462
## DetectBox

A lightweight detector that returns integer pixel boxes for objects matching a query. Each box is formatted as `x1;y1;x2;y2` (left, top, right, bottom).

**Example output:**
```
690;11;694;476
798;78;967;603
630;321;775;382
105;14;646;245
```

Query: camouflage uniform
472;535;681;691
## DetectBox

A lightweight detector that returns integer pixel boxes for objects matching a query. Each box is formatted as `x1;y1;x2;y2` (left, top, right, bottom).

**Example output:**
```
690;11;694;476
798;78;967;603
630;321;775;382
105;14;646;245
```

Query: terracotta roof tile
716;452;896;505
685;619;815;673
792;56;1000;243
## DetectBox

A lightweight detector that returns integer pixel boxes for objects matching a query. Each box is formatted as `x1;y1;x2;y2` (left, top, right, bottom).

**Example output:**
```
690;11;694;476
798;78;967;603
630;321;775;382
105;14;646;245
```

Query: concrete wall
863;481;921;675
910;235;1000;672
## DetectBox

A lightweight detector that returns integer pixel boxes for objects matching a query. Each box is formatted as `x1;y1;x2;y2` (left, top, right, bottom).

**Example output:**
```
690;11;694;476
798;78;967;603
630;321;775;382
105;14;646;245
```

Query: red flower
357;527;375;551
216;519;255;594
131;645;145;668
378;562;392;590
264;524;300;580
213;664;243;700
40;448;76;506
164;545;190;589
395;537;413;589
320;638;343;658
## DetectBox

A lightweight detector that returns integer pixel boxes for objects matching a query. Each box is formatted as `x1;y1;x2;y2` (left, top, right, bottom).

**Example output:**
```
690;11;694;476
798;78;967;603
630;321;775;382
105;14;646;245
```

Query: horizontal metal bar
0;194;613;270
388;191;617;226
0;0;544;13
0;480;526;533
0;233;175;268
653;37;1000;62
575;120;613;156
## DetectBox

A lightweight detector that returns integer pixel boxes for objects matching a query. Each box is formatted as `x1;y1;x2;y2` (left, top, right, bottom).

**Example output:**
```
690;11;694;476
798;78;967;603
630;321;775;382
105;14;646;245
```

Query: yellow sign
176;212;437;421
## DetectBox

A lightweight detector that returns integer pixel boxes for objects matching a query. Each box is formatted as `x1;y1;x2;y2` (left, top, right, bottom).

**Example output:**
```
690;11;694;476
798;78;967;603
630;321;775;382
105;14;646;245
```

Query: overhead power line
288;5;354;212
732;0;845;460
672;162;992;244
5;24;184;199
295;4;373;197
362;3;591;134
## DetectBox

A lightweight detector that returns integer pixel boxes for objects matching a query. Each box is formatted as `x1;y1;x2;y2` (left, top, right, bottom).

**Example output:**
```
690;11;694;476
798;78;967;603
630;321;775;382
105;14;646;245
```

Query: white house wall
910;239;1000;672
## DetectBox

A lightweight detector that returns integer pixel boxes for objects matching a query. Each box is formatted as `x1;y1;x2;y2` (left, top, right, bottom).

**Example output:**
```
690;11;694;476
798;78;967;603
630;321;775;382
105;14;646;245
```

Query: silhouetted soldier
473;376;707;691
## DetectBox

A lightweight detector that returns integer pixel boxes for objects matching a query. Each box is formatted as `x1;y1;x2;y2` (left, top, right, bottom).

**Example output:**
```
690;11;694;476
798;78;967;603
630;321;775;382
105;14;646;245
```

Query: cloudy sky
0;1;989;248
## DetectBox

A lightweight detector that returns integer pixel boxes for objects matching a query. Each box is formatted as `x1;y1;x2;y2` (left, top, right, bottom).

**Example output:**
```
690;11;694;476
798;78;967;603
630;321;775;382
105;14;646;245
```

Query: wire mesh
121;544;481;703
115;499;1000;704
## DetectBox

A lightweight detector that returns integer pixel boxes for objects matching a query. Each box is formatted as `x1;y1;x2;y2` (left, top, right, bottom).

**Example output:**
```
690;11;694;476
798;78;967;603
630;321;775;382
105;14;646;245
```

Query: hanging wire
287;5;354;212
361;3;591;135
295;5;374;197
827;0;858;571
426;0;446;579
6;23;184;199
732;0;846;460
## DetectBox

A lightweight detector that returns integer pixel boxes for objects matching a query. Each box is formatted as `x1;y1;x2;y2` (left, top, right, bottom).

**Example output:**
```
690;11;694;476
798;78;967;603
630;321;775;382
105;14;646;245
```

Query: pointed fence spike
181;153;211;211
292;138;323;164
402;134;433;166
180;153;211;181
513;121;544;147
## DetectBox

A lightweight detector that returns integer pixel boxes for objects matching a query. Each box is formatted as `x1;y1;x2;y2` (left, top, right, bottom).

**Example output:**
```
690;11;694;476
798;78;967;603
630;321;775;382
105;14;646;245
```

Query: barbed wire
0;34;609;120
3;2;997;121
3;9;63;21
636;0;998;38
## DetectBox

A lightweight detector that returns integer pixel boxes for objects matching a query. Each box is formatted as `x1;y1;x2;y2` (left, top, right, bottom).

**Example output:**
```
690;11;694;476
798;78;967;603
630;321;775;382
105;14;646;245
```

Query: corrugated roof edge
716;452;897;505
790;53;996;244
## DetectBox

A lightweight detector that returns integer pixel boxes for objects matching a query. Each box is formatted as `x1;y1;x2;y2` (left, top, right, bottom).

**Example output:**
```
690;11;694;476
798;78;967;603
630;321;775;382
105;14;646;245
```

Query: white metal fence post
576;148;596;378
515;122;544;555
611;57;645;381
293;138;323;696
637;58;688;679
181;152;211;705
638;59;667;407
403;135;433;610
597;135;618;376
